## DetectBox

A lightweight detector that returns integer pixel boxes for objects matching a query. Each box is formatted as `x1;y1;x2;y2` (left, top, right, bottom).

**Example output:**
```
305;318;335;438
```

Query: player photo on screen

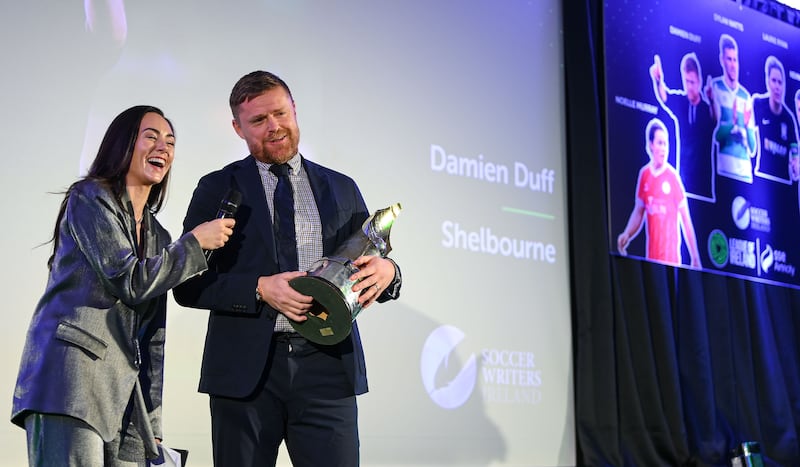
605;0;800;288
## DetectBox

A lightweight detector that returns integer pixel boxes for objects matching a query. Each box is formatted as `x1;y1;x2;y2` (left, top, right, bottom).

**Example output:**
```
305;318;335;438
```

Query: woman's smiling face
125;112;175;187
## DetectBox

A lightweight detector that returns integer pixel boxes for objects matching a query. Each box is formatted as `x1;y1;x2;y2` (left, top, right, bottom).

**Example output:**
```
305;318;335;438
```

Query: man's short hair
681;53;700;77
764;55;785;81
229;70;294;120
719;33;737;54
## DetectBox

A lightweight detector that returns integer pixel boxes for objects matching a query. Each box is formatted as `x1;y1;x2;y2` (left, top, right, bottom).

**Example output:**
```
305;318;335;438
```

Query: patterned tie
269;163;298;272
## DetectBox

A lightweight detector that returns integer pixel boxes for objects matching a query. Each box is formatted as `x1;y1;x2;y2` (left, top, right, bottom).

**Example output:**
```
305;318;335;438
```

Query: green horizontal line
501;206;555;220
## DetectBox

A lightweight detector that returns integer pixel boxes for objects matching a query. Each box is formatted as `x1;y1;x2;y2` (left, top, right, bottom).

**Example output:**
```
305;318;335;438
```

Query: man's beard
251;134;298;164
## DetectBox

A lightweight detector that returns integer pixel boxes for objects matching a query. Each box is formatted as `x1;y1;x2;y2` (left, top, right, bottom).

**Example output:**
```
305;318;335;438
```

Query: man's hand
257;271;313;322
743;97;753;127
349;256;397;308
650;54;663;82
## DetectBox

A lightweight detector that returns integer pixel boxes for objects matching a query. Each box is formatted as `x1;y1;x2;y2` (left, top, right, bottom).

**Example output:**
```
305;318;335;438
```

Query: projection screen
0;1;572;465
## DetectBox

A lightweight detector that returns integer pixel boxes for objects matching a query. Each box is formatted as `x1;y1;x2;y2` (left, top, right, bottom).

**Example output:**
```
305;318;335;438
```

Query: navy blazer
174;155;372;397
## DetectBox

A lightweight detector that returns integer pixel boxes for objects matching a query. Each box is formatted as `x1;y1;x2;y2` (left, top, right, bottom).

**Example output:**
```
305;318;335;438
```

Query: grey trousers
24;413;145;467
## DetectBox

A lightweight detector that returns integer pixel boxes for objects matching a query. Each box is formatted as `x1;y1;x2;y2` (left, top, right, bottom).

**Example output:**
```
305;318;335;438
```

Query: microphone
205;188;242;261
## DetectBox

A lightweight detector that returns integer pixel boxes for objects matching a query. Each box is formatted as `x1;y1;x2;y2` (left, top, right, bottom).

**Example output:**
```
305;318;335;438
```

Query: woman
617;117;701;268
11;105;234;466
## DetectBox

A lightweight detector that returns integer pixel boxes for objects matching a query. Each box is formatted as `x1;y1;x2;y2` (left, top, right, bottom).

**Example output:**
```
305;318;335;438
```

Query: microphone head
218;189;242;217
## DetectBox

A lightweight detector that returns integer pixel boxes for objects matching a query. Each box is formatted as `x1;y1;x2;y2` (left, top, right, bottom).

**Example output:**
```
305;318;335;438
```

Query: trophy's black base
288;275;358;345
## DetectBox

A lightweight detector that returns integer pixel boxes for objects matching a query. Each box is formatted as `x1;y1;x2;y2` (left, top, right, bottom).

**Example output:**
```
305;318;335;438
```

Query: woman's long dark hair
48;105;174;267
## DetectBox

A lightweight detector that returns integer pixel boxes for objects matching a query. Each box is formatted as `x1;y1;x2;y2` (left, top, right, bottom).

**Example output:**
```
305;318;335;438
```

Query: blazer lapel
234;156;279;267
302;156;339;255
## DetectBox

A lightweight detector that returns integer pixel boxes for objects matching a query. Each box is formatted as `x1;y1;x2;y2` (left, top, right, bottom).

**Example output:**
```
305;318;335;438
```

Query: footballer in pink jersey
618;118;702;268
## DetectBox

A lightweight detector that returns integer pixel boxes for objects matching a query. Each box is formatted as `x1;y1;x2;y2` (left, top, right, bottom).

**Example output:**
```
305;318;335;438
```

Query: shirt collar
284;153;302;174
257;153;302;175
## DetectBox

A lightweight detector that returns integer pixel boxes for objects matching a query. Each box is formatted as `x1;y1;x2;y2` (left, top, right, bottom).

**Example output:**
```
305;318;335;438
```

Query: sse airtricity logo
761;244;774;274
420;325;477;409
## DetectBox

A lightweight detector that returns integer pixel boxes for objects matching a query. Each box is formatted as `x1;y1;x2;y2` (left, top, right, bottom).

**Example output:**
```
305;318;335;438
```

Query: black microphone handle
204;189;242;261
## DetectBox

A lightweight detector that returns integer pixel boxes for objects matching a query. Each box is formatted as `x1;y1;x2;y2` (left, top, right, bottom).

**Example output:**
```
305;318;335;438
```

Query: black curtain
565;1;800;465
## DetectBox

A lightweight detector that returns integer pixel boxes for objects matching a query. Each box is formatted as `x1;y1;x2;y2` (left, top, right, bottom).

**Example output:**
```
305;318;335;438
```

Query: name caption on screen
713;13;744;32
441;221;557;264
430;144;555;193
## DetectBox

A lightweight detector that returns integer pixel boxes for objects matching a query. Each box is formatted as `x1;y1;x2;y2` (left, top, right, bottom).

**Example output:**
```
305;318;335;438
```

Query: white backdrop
0;1;572;465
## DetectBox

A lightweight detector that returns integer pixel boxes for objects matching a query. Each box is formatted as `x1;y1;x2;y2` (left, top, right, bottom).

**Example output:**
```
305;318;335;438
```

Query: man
705;34;757;183
752;56;799;185
793;89;800;182
617;118;701;268
174;70;402;466
650;52;715;201
793;90;800;218
796;89;800;137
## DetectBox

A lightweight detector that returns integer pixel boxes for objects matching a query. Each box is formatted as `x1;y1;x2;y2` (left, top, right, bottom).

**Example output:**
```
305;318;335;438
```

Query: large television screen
605;0;800;287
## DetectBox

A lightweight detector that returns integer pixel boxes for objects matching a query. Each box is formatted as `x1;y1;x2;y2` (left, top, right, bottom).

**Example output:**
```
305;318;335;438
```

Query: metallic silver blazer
11;179;206;457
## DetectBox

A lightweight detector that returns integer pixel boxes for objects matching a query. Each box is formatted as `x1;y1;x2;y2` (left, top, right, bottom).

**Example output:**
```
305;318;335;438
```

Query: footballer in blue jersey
706;34;757;184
